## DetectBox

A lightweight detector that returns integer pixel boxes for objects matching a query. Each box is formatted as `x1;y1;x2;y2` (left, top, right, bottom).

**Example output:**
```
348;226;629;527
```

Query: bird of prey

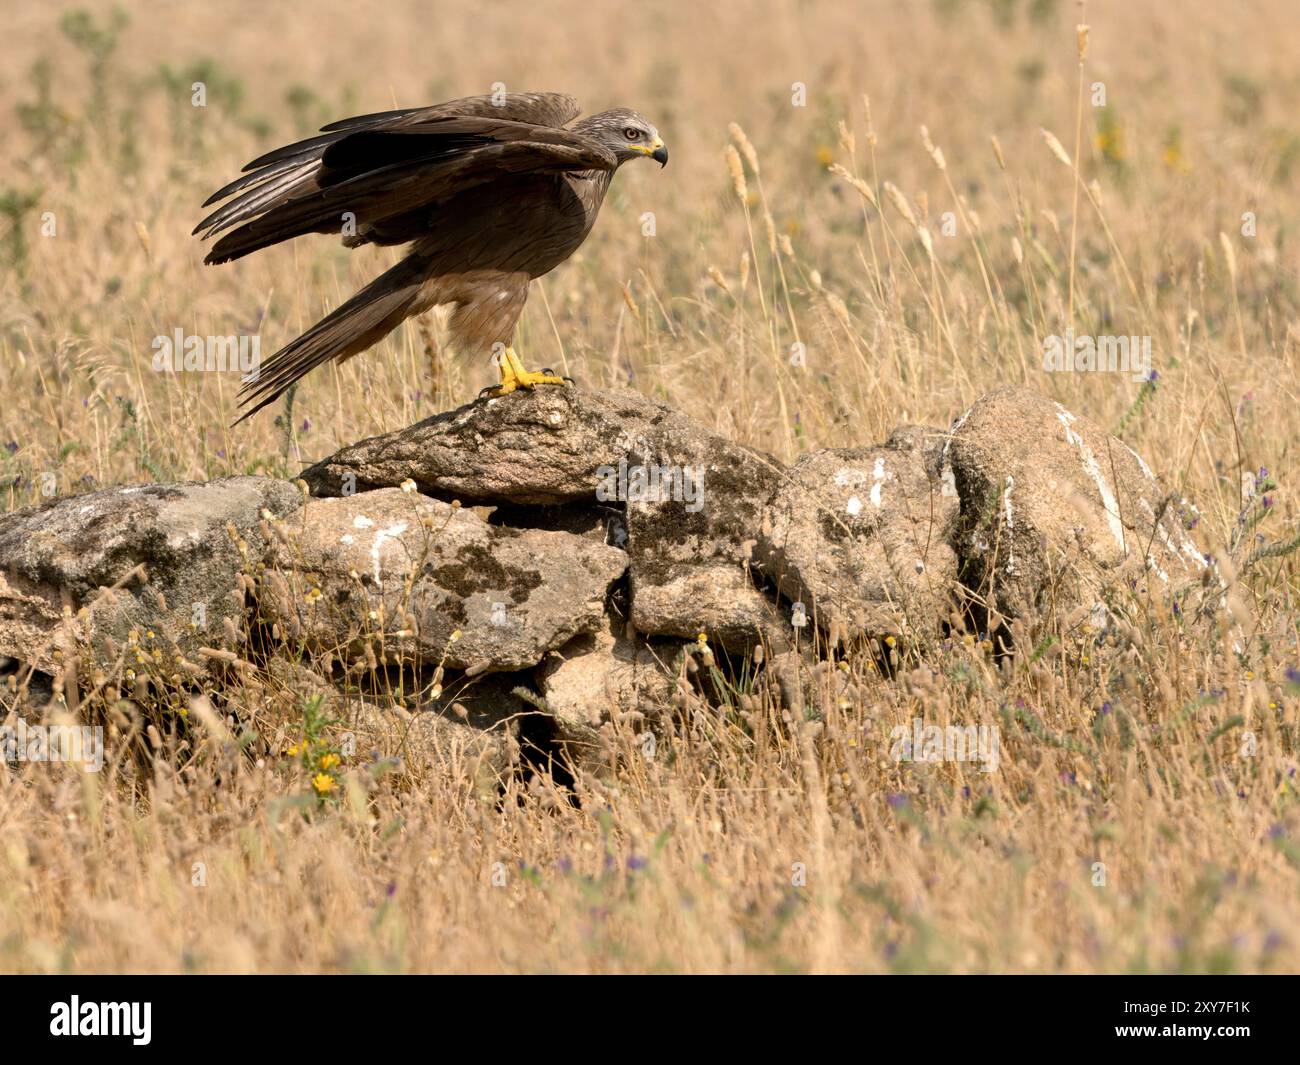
194;91;667;422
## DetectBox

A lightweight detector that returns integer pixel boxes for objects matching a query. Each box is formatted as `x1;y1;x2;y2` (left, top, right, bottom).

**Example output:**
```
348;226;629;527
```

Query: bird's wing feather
318;92;581;131
238;94;578;172
386;92;582;128
315;118;608;176
201;129;614;264
196;108;610;263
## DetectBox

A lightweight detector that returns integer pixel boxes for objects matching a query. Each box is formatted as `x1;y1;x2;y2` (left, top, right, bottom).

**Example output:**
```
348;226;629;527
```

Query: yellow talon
487;347;568;396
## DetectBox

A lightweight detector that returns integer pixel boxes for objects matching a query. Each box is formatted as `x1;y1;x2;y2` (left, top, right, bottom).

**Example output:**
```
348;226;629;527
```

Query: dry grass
1;0;1299;973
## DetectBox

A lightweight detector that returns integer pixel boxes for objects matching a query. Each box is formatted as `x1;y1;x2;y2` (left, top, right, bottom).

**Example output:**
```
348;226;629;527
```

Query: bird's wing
195;93;594;262
318;91;582;132
227;92;581;180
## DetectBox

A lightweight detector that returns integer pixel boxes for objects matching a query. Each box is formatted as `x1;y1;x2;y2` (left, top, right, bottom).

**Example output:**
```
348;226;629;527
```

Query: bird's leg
486;347;569;396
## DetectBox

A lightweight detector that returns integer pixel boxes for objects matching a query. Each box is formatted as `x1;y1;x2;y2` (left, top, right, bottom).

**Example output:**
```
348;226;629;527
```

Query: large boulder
617;409;793;652
942;387;1206;620
537;619;677;758
300;387;674;504
262;488;627;673
756;427;958;642
301;387;797;654
0;477;302;678
0;386;1209;759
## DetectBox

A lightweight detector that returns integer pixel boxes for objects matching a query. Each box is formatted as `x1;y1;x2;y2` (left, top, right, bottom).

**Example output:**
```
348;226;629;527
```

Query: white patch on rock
1138;498;1198;579
870;457;887;508
1002;474;1016;575
940;466;958;498
1175;499;1206;567
940;405;973;470
370;522;409;588
1123;441;1156;482
353;515;375;529
1054;404;1125;553
846;495;863;516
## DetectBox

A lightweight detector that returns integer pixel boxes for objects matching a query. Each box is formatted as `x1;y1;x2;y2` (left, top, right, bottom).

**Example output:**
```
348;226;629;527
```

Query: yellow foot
481;347;571;398
489;368;568;396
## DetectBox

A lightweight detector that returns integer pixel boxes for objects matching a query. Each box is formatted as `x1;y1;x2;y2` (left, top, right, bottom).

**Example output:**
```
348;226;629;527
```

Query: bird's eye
623;127;640;140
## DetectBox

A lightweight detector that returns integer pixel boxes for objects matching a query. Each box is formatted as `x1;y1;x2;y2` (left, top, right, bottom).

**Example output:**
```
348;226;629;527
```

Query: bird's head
580;108;668;167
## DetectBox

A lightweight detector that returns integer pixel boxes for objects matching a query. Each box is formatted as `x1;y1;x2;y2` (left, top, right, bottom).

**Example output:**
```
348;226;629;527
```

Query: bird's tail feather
234;253;430;425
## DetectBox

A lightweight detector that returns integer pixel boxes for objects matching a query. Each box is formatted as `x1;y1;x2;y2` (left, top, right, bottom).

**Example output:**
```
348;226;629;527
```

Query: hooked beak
649;136;668;167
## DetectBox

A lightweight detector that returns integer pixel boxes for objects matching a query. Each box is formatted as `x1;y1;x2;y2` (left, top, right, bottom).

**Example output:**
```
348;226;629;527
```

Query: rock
0;384;1206;761
487;501;617;544
942;387;1206;620
0;477;302;677
302;385;795;654
885;424;950;474
538;619;676;757
630;564;791;651
263;489;627;673
300;386;674;504
757;435;958;642
619;406;792;652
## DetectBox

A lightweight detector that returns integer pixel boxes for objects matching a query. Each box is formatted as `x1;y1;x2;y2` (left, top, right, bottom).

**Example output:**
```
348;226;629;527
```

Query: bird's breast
418;173;607;279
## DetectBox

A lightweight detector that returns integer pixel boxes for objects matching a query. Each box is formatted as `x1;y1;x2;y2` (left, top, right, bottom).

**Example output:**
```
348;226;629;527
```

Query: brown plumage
194;91;667;422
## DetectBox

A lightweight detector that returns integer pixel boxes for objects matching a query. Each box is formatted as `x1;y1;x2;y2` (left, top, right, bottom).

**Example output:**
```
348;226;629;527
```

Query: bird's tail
234;252;431;424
